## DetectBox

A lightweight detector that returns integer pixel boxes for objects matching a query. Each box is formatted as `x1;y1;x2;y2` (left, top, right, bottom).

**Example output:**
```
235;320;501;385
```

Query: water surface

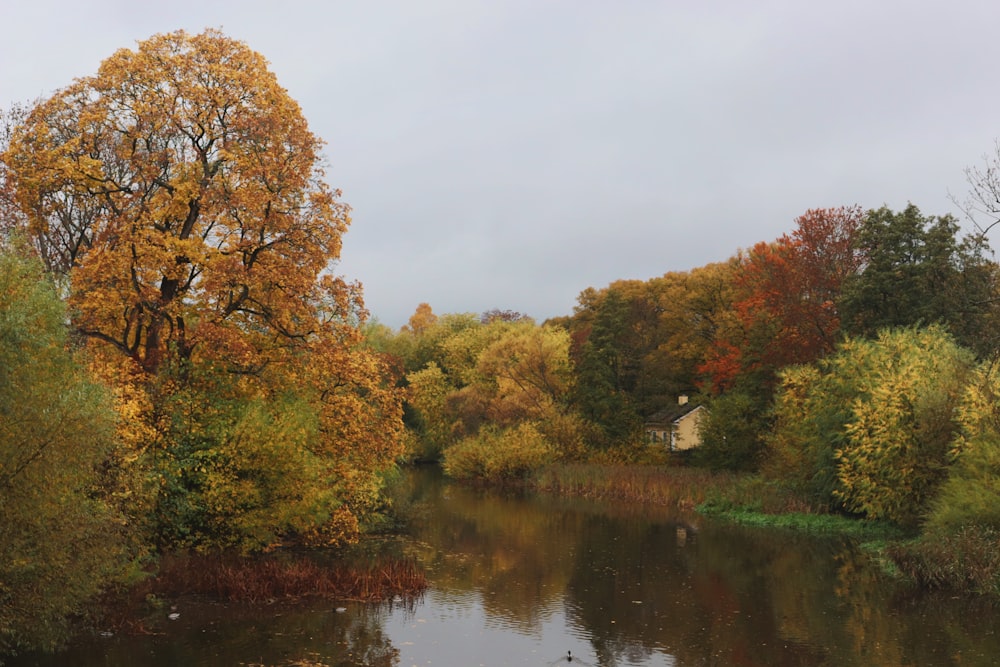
10;467;1000;666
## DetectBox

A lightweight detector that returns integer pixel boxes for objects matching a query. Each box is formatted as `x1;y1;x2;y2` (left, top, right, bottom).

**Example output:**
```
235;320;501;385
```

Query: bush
765;327;973;524
694;390;769;471
442;422;556;481
0;247;129;654
925;363;1000;534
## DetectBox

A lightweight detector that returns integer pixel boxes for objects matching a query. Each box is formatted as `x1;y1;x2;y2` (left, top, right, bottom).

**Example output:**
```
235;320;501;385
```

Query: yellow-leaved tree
1;30;404;551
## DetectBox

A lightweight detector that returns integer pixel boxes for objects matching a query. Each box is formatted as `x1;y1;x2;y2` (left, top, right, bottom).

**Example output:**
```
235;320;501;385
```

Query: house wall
671;408;704;451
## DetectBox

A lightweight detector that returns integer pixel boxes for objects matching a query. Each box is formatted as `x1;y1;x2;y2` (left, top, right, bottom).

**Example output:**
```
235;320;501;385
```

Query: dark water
9;467;1000;666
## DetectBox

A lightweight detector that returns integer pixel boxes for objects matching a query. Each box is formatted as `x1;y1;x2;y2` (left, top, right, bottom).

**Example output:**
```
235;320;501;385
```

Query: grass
530;463;738;510
886;526;1000;596
531;462;813;514
99;549;427;634
143;550;428;603
533;462;911;544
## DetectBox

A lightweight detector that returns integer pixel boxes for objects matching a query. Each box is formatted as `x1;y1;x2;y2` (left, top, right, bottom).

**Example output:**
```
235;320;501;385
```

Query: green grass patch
697;502;911;542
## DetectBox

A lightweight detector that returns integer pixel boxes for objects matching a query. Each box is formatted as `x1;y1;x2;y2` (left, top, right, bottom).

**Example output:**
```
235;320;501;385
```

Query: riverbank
97;549;427;635
528;462;1000;597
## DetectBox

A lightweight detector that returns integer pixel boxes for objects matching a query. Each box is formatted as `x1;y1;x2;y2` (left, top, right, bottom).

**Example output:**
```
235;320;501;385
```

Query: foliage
569;287;646;445
442;422;557;482
840;204;997;356
0;30;406;555
834;328;973;524
767;327;974;524
694;390;769;471
3;29;351;376
0;247;130;654
701;207;864;393
925;362;1000;534
764;365;845;509
151;373;341;552
404;362;454;460
402;317;582;475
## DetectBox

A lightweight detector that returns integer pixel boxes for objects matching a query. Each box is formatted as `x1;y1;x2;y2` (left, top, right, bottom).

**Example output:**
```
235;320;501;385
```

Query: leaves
0;247;129;653
1;29;407;555
768;327;973;524
3;29;349;374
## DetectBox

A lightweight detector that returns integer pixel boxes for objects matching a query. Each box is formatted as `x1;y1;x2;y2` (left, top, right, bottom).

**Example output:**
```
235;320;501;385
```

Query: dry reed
137;551;427;604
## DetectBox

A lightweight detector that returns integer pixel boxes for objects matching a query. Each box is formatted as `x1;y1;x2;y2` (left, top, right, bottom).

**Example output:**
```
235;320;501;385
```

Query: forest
3;28;1000;657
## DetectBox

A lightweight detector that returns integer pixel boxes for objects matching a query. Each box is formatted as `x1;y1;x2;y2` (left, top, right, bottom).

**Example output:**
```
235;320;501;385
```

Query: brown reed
135;550;427;604
531;462;810;514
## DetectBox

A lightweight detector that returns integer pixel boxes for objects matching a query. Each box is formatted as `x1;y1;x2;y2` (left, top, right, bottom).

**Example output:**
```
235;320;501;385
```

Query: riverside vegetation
5;27;1000;661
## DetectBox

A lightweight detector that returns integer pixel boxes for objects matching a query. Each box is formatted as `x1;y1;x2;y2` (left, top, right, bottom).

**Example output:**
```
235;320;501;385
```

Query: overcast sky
3;1;999;328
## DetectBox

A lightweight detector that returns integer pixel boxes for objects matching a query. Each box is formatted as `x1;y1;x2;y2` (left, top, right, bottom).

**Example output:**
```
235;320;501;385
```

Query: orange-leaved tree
701;207;864;393
1;30;404;551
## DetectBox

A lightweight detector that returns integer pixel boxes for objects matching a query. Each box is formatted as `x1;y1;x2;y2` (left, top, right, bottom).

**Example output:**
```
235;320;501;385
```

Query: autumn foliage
1;30;404;554
700;207;864;393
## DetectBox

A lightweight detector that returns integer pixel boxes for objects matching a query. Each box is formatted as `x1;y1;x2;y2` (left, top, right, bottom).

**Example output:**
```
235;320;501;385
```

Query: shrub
442;422;556;481
925;363;1000;534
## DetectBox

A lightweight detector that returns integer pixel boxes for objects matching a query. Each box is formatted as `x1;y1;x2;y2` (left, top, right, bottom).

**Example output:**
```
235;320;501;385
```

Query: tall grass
532;463;742;510
887;526;1000;595
140;551;427;603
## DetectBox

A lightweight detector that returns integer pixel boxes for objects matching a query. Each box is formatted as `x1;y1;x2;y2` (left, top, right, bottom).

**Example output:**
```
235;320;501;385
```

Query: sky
3;1;999;329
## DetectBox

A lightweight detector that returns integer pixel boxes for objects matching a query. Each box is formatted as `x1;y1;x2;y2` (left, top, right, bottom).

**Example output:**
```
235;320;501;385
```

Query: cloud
4;1;999;327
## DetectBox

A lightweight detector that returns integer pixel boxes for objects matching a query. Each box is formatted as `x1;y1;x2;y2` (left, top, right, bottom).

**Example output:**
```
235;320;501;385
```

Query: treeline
371;199;1000;589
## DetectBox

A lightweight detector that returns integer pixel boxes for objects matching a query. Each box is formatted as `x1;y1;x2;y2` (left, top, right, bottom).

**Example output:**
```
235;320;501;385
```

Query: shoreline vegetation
526;462;1000;596
97;549;428;635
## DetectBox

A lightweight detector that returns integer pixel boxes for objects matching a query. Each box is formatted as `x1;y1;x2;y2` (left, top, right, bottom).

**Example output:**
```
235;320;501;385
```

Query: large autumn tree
4;29;348;375
1;30;404;550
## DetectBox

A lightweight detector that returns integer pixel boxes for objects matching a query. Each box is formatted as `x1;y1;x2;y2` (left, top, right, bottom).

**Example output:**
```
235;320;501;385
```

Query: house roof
644;403;703;427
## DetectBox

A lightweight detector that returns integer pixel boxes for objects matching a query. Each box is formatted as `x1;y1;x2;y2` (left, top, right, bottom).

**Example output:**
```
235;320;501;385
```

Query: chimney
678;395;688;405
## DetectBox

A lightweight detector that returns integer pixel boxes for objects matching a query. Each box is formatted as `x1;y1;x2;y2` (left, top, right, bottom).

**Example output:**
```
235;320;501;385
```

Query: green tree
570;287;646;446
0;246;128;654
695;390;769;471
840;204;996;355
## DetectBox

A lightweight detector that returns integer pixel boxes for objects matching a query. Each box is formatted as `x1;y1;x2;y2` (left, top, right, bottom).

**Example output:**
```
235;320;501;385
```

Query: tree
954;139;1000;242
2;29;350;376
404;303;438;335
767;327;974;523
701;207;864;394
570;289;639;445
839;204;996;355
1;30;405;551
0;246;128;654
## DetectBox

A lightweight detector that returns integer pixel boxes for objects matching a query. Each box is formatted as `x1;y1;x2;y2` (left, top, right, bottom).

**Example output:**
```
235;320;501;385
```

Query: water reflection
10;466;1000;666
397;467;1000;666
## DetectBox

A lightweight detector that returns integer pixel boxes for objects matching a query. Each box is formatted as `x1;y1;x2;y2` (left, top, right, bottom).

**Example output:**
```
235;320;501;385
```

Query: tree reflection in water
11;467;1000;666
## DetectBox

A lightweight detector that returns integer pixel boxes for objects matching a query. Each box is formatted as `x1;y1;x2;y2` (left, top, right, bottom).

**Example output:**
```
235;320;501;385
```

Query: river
8;466;1000;666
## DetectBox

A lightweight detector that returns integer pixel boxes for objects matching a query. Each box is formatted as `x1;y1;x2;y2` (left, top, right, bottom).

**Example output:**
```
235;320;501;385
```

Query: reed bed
532;463;815;515
887;526;1000;595
531;463;738;510
138;551;427;604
